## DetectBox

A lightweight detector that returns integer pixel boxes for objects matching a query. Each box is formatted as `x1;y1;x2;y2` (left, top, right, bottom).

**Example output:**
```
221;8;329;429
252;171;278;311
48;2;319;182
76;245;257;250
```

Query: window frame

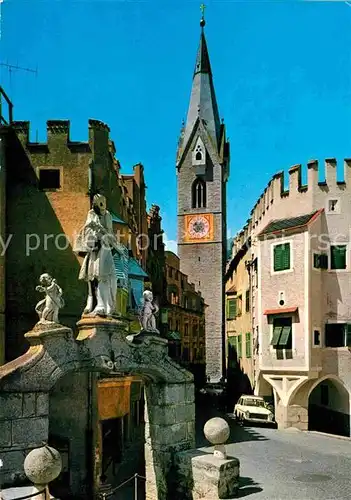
313;253;328;271
326;197;340;215
271;240;293;275
312;327;322;348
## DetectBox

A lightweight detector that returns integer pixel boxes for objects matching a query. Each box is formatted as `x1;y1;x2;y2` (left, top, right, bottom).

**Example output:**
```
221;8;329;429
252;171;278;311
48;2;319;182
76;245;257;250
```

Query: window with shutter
271;317;292;349
245;332;251;358
271;326;282;347
278;326;292;348
237;334;242;358
273;243;291;271
227;299;236;320
330;245;347;270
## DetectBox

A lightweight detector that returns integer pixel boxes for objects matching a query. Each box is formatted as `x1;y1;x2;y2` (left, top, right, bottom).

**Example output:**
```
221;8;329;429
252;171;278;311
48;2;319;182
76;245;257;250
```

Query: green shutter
227;299;237;320
245;332;251;358
282;244;290;270
271;326;282;346
278;326;292;347
274;245;283;271
331;245;346;270
274;244;290;271
346;324;351;347
237;334;242;358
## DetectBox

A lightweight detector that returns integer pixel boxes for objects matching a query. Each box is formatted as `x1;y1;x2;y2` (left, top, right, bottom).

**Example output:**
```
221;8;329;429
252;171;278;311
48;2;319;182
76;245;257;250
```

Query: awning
111;212;128;225
128;258;149;279
264;307;298;315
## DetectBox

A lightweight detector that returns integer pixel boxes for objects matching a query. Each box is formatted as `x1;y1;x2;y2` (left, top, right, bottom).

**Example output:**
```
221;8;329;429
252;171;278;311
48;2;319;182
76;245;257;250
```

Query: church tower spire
178;8;221;160
176;7;230;383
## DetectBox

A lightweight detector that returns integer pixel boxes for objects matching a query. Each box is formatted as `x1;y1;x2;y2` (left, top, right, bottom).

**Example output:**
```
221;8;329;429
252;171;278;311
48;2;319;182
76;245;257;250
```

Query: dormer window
192;137;206;166
195;145;203;161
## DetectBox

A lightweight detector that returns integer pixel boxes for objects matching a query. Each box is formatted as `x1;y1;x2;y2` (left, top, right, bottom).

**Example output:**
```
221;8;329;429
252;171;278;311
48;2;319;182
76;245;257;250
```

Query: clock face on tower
184;214;214;243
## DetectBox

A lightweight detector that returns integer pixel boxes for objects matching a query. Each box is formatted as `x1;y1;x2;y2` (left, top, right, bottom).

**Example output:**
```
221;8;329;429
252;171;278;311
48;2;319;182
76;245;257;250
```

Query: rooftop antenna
0;62;38;78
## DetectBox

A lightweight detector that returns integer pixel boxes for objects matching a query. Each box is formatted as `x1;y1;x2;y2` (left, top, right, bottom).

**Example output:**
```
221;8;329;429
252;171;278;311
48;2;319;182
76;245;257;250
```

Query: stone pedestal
175;449;240;499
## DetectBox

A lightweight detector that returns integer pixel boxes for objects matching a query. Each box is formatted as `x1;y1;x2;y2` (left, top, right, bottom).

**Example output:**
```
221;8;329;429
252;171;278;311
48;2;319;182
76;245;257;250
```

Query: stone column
275;400;308;430
144;382;195;500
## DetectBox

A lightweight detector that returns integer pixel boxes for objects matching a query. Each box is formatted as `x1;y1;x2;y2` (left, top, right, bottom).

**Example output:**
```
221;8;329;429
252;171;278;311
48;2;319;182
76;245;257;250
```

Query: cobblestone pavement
197;409;351;500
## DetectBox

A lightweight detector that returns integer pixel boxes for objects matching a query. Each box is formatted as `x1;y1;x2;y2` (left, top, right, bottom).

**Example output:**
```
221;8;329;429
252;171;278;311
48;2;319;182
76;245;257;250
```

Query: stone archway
308;377;350;437
0;318;196;500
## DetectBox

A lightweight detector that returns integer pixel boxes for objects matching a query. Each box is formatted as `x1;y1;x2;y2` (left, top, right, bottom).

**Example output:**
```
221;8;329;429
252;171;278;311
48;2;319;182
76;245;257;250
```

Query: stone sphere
24;445;62;485
204;417;230;445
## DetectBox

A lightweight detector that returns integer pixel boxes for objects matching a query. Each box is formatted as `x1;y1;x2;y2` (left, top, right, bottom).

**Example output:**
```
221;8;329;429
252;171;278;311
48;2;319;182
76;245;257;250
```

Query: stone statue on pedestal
139;290;159;334
74;194;122;318
35;273;64;324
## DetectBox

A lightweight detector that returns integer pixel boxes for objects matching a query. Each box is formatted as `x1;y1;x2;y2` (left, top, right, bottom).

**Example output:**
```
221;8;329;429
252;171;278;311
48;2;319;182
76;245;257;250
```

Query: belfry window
192;178;206;208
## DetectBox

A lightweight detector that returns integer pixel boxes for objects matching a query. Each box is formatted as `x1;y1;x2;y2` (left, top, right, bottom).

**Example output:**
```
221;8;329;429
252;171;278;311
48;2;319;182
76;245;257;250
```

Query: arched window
192;179;207;208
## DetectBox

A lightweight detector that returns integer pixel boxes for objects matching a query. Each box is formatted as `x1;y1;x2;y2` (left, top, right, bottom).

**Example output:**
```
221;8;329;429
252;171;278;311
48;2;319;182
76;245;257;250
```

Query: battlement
10;119;112;150
88;119;110;133
229;157;351;263
249;158;351;227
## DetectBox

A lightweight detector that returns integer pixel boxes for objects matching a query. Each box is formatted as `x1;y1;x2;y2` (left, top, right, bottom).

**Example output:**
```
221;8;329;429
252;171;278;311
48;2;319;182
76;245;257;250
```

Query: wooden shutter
237;334;242;358
227;299;237;319
274;245;283;271
331;245;346;269
278;326;292;347
271;326;282;346
281;244;290;270
245;332;251;358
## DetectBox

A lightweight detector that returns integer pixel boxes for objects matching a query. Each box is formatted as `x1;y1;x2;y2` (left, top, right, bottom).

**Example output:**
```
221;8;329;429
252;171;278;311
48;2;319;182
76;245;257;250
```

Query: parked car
234;395;275;425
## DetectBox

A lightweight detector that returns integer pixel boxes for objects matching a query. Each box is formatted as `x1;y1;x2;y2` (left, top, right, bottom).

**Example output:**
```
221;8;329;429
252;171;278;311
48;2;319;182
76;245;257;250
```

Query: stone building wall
3;120;149;361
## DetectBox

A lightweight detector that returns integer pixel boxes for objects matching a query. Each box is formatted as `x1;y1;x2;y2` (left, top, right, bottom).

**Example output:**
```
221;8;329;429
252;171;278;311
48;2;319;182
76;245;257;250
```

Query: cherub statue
35;273;64;323
139;290;159;333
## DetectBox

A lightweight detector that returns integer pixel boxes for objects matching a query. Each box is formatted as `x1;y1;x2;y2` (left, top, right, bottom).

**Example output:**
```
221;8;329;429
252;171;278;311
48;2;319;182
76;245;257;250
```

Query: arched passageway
308;378;350;437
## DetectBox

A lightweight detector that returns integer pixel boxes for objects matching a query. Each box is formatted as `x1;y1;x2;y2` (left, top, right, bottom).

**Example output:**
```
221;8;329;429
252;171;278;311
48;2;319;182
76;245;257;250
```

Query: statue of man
75;194;122;318
35;273;64;323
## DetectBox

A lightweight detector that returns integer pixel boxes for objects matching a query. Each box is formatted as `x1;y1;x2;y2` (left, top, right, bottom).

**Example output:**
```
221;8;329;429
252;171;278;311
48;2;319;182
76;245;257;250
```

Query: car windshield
243;398;265;407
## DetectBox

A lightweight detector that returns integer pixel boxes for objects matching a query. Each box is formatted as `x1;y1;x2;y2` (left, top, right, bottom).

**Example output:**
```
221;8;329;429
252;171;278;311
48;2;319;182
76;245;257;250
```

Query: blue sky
1;0;351;253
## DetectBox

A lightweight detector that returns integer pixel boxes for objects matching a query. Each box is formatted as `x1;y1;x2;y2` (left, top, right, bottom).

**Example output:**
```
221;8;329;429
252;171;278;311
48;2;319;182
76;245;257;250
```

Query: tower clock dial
187;215;210;239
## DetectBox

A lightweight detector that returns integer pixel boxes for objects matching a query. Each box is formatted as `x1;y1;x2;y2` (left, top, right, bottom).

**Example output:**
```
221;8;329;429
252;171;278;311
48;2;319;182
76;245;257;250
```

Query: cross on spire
200;3;206;27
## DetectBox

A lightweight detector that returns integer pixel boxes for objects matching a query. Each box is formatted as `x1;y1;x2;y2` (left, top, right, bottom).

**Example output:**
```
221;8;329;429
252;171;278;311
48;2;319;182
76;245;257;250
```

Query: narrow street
196;409;351;499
